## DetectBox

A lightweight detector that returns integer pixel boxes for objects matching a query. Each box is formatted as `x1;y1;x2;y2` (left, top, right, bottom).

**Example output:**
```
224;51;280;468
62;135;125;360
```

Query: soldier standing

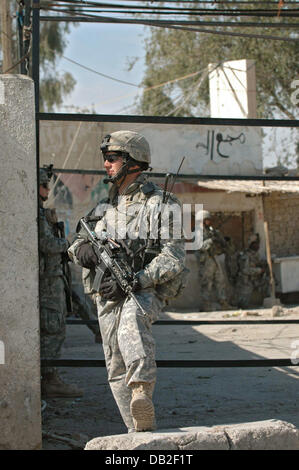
39;168;83;398
196;210;233;311
235;233;270;308
68;131;186;432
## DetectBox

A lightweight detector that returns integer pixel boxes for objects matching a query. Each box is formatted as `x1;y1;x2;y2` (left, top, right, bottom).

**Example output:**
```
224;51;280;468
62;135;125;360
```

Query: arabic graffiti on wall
196;131;246;160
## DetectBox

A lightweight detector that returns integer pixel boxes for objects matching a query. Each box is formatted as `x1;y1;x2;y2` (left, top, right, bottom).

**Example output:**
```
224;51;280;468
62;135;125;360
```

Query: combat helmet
101;130;151;165
39;168;50;185
248;233;259;246
100;130;151;184
202;210;212;220
39;164;54;186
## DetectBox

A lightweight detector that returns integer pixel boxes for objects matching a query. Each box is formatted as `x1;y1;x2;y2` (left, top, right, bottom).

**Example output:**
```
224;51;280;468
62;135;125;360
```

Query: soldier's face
39;183;50;201
103;152;124;177
250;242;259;252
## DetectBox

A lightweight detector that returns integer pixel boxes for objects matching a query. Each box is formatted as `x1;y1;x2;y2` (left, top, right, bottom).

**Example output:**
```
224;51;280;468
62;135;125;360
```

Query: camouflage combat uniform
195;224;228;310
235;248;270;308
68;174;186;431
39;204;69;375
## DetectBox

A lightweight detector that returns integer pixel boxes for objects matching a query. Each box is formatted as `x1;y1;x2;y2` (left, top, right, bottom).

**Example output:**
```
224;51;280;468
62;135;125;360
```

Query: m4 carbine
80;217;147;317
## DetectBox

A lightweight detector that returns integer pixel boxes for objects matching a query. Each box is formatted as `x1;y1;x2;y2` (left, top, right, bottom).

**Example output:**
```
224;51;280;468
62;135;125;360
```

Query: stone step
85;419;299;451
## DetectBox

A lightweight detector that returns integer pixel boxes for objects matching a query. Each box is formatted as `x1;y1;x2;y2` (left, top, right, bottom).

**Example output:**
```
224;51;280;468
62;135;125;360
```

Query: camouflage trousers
234;283;253;309
96;289;162;431
40;276;67;376
198;256;226;307
235;278;270;308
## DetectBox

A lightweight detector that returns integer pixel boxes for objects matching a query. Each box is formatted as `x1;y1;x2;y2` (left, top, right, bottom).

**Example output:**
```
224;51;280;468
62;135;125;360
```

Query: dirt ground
41;304;299;450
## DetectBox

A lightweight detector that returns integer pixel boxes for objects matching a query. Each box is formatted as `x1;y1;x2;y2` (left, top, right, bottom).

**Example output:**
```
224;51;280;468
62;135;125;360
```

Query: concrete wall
0;75;42;449
40;120;263;176
263;192;299;257
209;59;257;119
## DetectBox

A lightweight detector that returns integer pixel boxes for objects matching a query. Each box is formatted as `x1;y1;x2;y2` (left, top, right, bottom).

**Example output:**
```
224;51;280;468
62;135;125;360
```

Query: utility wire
40;13;299;40
42;2;299;12
62;53;206;92
60;54;210;111
62;56;140;86
40;0;299;4
42;6;299;17
43;7;299;25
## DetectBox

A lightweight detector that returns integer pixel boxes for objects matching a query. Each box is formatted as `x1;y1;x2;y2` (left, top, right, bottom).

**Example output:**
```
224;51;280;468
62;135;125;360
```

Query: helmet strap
103;158;141;185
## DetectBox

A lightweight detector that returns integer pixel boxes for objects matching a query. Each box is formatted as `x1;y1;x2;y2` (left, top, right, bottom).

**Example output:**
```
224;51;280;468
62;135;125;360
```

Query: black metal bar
24;0;32;75
66;319;299;325
37;112;298;128
41;358;298;367
32;0;40;174
32;0;40;116
51;168;299;181
16;3;24;74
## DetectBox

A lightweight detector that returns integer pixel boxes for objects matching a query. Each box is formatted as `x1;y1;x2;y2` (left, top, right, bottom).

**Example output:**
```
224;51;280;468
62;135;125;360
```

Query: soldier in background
196;210;233;311
234;233;270;308
39;167;83;398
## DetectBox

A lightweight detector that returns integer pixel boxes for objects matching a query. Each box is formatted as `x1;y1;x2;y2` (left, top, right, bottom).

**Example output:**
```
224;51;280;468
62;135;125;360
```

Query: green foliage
39;71;76;112
0;1;76;111
39;20;77;111
138;7;299;120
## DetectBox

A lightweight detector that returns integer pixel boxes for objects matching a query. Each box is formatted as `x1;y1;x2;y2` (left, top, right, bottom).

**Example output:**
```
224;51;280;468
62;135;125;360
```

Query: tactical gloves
99;275;125;301
76;243;98;268
99;274;141;302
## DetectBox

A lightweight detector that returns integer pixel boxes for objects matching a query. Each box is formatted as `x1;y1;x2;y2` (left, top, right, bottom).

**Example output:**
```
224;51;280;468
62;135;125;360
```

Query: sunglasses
103;154;122;163
41;183;49;189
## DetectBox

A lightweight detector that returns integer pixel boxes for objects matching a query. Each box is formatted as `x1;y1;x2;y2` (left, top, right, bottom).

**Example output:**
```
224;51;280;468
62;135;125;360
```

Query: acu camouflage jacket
68;174;187;301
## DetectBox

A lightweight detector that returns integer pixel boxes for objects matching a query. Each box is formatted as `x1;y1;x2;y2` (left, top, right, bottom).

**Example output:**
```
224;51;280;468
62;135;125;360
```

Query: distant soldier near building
196;210;233;311
39;167;83;398
234;233;270;309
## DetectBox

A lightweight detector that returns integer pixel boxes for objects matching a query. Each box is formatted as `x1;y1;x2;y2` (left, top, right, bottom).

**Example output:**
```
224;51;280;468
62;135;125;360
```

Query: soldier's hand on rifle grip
131;276;141;292
99;275;125;301
76;243;98;269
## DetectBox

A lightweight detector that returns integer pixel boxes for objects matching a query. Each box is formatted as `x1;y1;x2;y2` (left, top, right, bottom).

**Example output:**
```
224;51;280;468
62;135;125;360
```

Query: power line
42;6;299;18
62;54;207;96
40;0;299;4
40;14;299;40
43;7;299;25
62;55;140;87
42;1;299;13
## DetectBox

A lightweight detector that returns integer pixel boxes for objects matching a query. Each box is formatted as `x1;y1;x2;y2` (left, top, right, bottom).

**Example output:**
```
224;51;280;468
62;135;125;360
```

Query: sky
55;22;147;115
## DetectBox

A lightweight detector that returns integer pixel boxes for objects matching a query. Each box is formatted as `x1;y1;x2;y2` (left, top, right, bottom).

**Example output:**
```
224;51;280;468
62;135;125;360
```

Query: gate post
0;74;42;450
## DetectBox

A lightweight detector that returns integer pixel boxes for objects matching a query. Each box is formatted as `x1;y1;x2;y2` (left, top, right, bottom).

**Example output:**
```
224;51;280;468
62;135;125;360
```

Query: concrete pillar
209;59;257;118
0;75;42;449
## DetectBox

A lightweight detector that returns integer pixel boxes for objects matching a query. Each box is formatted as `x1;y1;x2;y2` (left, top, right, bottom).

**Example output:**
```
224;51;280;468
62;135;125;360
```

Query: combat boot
41;370;83;398
130;382;156;432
